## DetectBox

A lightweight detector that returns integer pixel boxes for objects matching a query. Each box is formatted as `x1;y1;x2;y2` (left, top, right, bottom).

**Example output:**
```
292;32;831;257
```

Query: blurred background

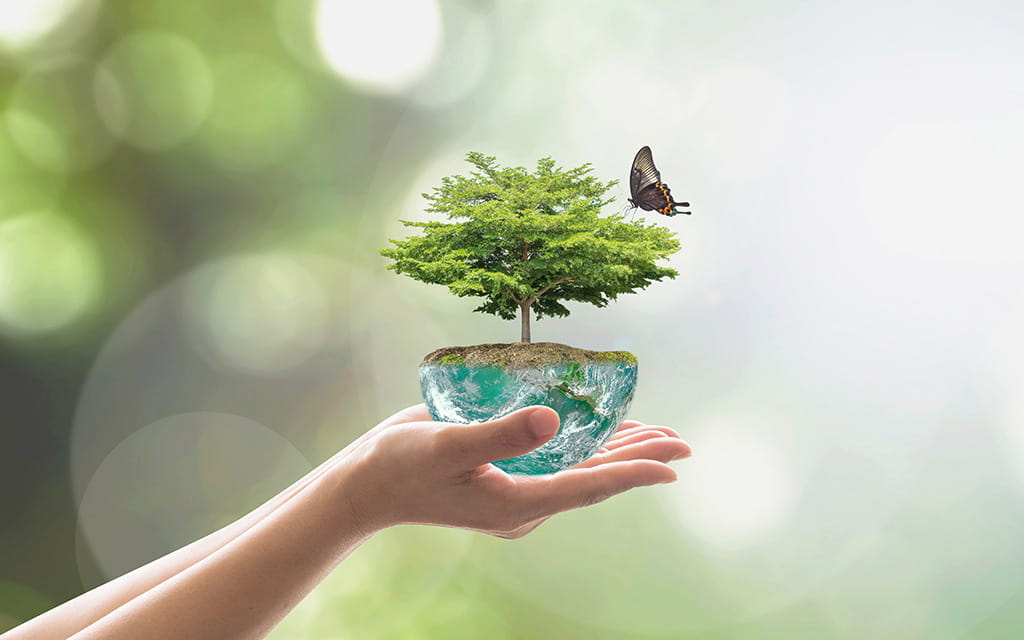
2;0;1024;637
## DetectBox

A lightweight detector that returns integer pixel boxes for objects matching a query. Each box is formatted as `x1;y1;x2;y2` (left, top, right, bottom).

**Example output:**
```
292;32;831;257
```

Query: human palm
343;405;691;538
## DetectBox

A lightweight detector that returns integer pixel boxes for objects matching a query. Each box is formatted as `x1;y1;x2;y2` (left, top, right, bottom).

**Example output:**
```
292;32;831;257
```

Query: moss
560;362;585;383
592;350;638;366
421;342;638;368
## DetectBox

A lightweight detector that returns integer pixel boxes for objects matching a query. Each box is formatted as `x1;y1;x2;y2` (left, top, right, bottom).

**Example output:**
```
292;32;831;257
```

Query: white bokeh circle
315;0;443;93
67;248;471;633
0;0;87;50
75;411;312;586
664;411;798;554
183;254;330;375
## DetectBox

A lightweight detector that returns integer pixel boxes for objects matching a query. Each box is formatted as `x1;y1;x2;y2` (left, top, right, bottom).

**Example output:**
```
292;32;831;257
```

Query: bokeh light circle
5;65;116;173
315;0;443;93
664;413;797;554
0;124;62;214
201;53;312;170
94;31;213;150
75;412;312;585
65;247;472;635
0;0;85;50
0;212;102;336
69;252;363;514
183;254;330;375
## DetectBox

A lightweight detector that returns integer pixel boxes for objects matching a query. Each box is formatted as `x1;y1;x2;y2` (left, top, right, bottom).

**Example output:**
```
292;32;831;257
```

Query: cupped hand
342;405;691;539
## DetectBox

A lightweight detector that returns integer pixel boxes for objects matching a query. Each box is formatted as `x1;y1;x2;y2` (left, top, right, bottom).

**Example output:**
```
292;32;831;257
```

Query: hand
341;405;691;539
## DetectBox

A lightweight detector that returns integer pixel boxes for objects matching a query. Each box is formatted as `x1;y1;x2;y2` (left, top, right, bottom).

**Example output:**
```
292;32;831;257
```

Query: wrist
325;448;395;537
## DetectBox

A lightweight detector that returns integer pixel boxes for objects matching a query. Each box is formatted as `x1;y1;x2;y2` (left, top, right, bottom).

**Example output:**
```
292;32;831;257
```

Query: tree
380;152;681;343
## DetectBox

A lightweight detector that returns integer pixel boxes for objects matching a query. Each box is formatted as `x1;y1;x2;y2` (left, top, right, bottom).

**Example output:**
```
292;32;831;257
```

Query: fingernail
529;408;557;439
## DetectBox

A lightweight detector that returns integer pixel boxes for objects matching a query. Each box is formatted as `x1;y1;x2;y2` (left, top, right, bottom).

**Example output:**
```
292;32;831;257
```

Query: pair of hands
338;405;692;539
2;405;689;640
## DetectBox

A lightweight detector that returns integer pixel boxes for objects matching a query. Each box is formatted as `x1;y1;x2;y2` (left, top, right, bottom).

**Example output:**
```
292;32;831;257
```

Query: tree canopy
380;152;681;342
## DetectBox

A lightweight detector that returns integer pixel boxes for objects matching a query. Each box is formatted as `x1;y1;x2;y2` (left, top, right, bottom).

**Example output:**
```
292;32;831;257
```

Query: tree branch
535;277;574;299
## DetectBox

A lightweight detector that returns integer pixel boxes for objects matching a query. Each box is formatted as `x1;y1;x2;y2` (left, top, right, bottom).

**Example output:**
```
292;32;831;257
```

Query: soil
421;342;637;368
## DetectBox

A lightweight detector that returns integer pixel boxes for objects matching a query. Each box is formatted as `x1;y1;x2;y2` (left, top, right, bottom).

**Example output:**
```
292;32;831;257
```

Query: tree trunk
519;301;531;343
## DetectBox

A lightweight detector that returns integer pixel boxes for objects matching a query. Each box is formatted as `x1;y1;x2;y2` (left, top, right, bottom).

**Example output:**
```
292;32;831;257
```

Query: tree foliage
380;152;681;341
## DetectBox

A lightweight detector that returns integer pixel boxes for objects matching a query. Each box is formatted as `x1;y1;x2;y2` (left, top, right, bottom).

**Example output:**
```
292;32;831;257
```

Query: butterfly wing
629;146;661;202
629;145;691;215
635;184;668;211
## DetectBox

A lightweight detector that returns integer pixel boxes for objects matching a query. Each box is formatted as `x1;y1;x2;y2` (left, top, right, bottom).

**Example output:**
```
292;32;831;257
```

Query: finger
348;404;434;452
599;427;682;454
597;422;645;451
520;460;677;517
601;429;674;453
438;406;559;468
607;424;682;444
616;420;646;431
578;437;691;469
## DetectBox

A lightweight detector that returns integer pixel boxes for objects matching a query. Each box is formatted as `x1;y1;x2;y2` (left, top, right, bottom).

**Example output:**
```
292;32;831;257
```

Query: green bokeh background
3;0;1024;637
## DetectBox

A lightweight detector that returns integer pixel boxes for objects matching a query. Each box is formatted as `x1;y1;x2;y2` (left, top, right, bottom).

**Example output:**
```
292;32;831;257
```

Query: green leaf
379;151;683;333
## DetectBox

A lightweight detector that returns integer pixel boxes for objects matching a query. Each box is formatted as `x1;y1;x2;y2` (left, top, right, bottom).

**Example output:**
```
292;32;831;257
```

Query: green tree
380;152;681;343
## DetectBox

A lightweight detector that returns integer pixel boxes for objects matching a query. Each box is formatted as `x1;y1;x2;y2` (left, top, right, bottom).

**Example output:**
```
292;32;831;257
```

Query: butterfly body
628;146;690;216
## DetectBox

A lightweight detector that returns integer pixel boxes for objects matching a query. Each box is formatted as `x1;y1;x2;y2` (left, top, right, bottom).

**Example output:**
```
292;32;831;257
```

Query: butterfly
628;146;691;216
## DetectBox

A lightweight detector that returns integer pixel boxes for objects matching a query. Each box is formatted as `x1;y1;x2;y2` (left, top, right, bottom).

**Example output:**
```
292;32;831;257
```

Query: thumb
441;406;559;468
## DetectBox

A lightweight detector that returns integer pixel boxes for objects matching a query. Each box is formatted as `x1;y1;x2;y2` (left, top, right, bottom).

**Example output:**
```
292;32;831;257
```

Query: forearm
3;406;687;640
67;459;374;640
5;448;352;640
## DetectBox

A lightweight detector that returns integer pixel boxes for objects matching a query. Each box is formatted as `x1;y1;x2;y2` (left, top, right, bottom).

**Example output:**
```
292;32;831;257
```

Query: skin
4;405;690;640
